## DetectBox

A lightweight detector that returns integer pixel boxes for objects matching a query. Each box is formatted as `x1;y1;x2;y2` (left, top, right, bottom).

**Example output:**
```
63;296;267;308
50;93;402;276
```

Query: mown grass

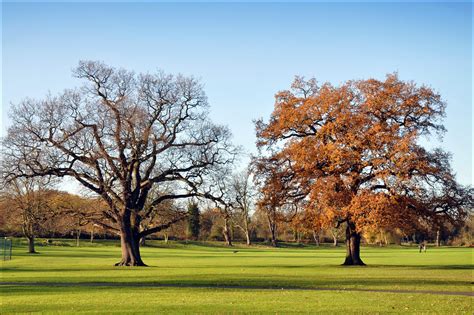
1;239;473;314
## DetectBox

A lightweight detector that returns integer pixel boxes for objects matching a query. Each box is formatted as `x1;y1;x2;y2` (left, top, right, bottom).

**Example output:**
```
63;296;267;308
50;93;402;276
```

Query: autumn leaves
254;74;472;264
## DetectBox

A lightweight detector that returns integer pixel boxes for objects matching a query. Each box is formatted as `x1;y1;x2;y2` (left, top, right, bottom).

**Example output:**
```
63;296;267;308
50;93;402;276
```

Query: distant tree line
1;181;471;250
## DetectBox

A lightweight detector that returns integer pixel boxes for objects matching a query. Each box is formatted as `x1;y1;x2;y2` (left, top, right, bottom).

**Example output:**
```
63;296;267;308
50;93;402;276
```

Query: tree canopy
255;74;473;265
2;61;237;265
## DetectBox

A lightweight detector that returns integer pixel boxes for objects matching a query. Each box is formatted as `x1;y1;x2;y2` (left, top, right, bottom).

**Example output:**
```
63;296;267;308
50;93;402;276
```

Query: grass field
1;239;473;314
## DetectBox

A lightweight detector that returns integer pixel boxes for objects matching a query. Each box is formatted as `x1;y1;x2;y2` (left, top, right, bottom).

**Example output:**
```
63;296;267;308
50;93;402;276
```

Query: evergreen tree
187;202;200;240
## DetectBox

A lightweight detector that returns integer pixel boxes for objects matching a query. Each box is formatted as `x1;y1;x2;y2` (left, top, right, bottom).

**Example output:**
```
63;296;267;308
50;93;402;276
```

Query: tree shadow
368;264;473;270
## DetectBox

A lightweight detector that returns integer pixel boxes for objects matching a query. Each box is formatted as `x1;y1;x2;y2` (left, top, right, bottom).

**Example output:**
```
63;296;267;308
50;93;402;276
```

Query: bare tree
138;186;178;246
329;227;343;246
205;170;235;246
220;206;233;246
252;157;303;247
0;177;53;253
2;61;237;266
198;202;233;246
230;169;255;245
52;192;103;247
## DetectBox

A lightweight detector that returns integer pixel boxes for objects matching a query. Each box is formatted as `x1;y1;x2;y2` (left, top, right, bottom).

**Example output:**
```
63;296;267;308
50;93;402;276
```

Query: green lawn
1;239;473;314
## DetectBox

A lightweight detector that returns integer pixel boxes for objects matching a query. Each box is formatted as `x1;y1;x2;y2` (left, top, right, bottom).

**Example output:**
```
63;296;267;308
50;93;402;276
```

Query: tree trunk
332;234;338;246
244;218;251;246
245;230;251;246
312;230;320;246
342;222;365;266
270;223;277;247
115;218;147;266
267;214;277;247
76;228;81;247
223;217;232;246
436;229;441;247
27;236;36;254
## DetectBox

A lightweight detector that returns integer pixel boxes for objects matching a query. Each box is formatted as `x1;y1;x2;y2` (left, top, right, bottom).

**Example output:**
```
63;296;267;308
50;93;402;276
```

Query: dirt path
1;282;472;297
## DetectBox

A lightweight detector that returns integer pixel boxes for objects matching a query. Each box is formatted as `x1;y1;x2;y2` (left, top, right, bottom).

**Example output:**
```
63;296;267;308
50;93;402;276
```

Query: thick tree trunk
223;217;232;246
342;222;365;266
115;219;147;266
27;236;36;254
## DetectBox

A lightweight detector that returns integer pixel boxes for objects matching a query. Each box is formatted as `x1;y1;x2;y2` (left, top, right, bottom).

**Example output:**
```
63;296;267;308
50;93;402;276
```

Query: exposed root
342;259;366;266
114;260;148;267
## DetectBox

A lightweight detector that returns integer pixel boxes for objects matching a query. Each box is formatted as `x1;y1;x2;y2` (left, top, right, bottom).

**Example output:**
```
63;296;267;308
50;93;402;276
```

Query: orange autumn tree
255;74;473;265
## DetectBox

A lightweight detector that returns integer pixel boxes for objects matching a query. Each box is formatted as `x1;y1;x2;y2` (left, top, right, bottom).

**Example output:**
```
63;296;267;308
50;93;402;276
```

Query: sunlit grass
1;239;472;313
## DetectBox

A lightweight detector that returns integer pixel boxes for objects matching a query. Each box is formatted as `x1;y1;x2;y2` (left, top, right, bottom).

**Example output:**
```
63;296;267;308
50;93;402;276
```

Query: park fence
1;238;12;261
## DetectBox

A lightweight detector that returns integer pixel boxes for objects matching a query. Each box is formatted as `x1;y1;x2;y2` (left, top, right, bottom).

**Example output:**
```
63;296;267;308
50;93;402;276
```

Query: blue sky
2;2;472;186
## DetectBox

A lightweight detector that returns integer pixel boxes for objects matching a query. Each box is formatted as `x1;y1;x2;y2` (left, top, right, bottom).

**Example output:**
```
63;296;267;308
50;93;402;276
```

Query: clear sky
2;2;472;187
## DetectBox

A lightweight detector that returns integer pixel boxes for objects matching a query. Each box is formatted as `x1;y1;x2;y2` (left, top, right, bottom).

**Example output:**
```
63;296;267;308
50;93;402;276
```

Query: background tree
328;227;343;246
252;157;302;247
253;161;281;247
199;207;219;240
0;177;54;253
255;74;473;265
230;169;255;245
187;202;200;240
51;192;103;246
451;214;474;246
218;206;233;246
200;167;243;246
137;186;180;246
2;61;237;266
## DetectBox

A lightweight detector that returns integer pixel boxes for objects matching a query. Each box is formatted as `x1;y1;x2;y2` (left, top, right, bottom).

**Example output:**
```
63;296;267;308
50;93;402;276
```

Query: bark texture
223;217;233;246
269;221;277;247
342;222;365;266
27;236;36;254
115;224;146;266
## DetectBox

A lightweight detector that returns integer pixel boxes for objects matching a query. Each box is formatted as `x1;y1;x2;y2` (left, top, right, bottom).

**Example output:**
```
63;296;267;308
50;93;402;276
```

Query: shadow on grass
1;276;472;296
11;253;118;259
368;264;473;270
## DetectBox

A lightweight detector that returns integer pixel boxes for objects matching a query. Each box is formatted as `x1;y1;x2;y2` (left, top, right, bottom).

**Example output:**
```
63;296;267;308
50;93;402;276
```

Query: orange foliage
255;74;471;236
